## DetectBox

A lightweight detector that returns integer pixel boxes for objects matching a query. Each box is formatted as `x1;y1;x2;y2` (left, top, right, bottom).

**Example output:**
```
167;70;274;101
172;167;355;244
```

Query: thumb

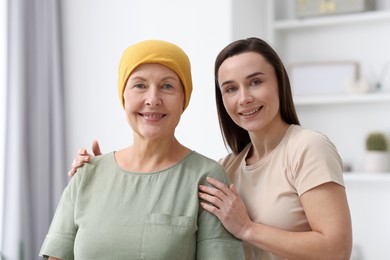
92;140;102;156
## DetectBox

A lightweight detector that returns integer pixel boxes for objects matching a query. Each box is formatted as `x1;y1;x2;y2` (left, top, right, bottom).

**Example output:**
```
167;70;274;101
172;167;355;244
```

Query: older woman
40;40;244;260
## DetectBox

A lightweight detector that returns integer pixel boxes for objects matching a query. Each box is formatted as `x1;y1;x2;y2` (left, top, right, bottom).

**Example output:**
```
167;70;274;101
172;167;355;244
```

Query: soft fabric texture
118;39;193;110
40;152;244;260
219;125;345;260
2;1;67;259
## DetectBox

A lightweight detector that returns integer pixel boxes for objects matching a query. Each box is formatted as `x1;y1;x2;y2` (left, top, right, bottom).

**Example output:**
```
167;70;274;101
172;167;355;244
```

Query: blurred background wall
61;0;265;162
1;0;389;259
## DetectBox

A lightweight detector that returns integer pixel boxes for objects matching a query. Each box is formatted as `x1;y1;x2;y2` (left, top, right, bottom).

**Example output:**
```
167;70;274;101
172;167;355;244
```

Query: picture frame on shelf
289;61;359;96
295;0;376;18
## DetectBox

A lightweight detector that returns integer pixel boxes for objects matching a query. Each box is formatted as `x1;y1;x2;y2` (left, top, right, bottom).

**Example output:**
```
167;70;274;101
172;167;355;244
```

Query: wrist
239;221;255;241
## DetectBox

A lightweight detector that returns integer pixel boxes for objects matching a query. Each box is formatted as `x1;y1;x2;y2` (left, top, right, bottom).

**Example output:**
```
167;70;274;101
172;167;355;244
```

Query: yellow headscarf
118;40;193;111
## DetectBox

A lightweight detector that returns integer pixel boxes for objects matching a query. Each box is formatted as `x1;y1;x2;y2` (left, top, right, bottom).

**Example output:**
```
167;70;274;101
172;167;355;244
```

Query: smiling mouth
139;113;165;118
239;106;262;116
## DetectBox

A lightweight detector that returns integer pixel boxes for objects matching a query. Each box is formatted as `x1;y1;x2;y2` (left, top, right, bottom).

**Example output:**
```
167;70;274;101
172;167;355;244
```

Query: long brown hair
214;37;300;154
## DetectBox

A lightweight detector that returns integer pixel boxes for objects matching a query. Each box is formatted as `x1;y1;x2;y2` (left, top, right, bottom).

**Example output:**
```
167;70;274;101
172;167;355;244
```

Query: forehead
218;52;274;79
221;52;268;70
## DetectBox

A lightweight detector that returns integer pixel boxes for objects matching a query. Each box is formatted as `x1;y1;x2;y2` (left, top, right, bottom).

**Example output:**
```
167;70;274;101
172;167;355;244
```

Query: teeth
242;107;260;116
143;114;163;118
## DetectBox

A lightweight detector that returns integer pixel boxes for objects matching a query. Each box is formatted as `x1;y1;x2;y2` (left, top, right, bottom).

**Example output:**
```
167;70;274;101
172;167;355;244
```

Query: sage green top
40;151;244;260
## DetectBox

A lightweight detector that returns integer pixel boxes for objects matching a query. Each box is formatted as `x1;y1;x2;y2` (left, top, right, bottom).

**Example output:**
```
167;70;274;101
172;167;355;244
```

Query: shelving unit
265;1;390;174
344;172;390;182
273;10;390;30
294;92;390;105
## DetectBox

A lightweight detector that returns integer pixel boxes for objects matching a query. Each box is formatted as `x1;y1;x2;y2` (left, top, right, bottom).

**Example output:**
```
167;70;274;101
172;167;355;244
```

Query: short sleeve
196;164;245;260
39;168;83;259
290;131;344;196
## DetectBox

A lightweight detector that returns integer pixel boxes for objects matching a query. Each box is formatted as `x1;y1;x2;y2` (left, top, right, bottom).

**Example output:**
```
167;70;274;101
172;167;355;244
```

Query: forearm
199;179;352;259
241;222;351;260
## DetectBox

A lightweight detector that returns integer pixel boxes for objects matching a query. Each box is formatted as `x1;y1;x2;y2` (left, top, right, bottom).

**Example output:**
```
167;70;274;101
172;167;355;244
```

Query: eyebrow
220;71;264;87
129;76;146;81
162;76;179;82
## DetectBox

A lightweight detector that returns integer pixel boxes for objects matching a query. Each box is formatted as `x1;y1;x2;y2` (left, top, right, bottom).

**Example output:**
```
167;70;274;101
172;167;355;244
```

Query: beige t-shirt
220;125;345;260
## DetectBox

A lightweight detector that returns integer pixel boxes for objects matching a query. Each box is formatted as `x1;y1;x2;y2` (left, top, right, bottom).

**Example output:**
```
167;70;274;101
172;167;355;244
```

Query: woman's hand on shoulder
198;177;253;239
68;140;102;177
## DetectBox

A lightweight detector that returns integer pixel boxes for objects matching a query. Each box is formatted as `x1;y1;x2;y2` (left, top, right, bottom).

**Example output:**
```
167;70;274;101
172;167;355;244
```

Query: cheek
123;89;140;108
269;89;280;108
123;88;130;104
222;96;236;116
221;96;229;110
265;93;281;116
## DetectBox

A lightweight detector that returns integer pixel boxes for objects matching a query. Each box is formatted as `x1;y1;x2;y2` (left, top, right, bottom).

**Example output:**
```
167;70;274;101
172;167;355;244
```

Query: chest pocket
140;213;197;260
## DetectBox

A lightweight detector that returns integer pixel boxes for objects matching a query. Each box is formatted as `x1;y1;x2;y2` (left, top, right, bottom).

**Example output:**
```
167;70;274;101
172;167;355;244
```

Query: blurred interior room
1;0;389;259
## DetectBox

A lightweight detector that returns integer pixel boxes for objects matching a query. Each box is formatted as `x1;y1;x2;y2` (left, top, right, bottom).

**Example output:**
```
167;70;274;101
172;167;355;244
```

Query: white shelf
344;172;390;182
268;2;390;184
274;10;390;30
294;92;390;105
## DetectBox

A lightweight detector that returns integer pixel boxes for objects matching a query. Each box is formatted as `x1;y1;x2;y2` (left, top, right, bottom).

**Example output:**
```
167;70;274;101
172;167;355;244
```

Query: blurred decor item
370;62;389;92
289;61;358;96
296;0;376;18
345;78;373;94
365;132;389;172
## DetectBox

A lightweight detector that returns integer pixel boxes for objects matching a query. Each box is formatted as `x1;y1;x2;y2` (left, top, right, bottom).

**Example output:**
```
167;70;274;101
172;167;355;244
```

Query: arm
199;178;352;260
40;170;82;258
196;169;245;260
68;140;102;176
48;258;62;260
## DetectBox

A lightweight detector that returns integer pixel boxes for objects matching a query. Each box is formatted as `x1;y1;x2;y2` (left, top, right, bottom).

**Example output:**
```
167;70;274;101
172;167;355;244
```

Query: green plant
366;132;388;151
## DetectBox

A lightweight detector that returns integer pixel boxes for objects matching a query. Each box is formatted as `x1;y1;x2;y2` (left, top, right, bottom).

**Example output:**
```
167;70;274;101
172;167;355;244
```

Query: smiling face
218;52;282;134
123;63;185;140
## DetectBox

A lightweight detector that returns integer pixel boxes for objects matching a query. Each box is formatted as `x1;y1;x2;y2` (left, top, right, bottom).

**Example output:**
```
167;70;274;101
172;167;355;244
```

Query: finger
199;184;227;201
71;157;88;169
69;159;84;176
206;177;231;196
68;168;76;177
92;140;102;156
229;184;240;196
78;148;89;156
200;202;221;218
198;191;223;208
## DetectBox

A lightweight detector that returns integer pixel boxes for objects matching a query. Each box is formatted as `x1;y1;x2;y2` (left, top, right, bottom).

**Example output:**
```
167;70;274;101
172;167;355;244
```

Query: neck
116;136;190;172
246;120;290;165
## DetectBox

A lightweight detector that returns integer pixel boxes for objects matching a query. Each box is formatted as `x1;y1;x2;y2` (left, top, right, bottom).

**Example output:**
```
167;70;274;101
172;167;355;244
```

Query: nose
239;87;254;105
145;87;162;107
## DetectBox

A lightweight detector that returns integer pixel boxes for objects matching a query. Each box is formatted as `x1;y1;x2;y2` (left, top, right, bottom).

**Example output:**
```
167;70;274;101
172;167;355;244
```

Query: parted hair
214;37;300;154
